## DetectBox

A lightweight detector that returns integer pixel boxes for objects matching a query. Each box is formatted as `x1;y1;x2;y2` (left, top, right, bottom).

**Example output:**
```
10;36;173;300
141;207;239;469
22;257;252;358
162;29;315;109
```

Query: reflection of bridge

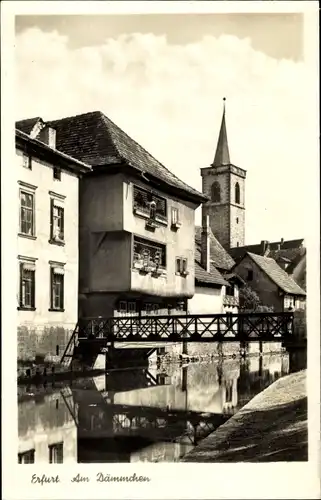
60;371;232;447
61;312;294;366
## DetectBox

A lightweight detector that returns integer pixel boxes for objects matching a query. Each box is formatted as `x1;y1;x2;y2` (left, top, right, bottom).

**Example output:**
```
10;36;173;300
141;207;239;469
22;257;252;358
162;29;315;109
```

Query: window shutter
50;267;53;309
50;198;54;239
61;207;65;239
61;274;64;310
31;269;35;308
19;263;23;307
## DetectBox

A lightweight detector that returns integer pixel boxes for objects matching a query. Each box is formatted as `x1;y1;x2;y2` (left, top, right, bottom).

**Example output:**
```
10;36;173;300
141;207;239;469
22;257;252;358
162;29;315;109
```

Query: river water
18;348;305;464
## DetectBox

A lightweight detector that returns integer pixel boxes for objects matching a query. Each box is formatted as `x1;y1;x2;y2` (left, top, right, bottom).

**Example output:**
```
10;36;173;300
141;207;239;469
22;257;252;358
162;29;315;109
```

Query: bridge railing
77;312;294;343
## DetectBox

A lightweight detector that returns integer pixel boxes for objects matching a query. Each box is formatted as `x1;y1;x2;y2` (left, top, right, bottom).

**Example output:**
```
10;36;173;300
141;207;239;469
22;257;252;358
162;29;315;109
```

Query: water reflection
18;350;295;463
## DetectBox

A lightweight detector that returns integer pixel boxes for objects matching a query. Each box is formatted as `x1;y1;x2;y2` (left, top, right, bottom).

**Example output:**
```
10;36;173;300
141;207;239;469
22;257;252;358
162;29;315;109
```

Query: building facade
15;121;90;360
234;252;306;311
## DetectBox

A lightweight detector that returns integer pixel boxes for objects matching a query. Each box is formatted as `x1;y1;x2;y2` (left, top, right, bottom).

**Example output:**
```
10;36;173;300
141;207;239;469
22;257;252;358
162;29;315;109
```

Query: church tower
200;99;246;250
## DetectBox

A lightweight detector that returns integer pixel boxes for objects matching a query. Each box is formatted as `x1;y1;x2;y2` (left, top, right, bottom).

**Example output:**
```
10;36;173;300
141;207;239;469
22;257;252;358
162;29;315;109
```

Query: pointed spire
212;98;230;167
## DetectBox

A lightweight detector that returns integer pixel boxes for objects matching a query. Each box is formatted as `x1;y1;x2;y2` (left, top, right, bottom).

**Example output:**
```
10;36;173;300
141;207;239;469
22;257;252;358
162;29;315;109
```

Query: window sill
18;233;36;240
17;306;36;311
48;308;65;312
49;239;65;247
133;207;168;227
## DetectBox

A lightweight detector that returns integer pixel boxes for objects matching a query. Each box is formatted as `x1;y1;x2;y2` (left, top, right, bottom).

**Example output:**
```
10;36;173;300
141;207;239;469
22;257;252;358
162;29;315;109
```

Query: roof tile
46;111;206;202
247;252;306;296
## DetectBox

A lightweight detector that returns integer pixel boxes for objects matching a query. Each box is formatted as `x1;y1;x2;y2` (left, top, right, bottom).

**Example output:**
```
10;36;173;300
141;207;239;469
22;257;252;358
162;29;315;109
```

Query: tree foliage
239;284;274;312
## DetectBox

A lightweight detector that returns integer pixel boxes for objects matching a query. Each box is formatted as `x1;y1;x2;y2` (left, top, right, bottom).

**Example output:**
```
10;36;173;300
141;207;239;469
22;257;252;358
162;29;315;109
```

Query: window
19;261;36;309
226;284;235;297
133;186;167;221
236;217;239;224
211;181;221;202
22;154;32;170
53;167;61;181
49;443;63;464
284;296;294;310
20;191;35;236
18;449;35;464
236;242;239;247
247;269;253;281
235;182;240;204
50;199;64;242
133;236;166;269
176;257;188;276
171;207;181;229
50;266;64;311
225;383;233;403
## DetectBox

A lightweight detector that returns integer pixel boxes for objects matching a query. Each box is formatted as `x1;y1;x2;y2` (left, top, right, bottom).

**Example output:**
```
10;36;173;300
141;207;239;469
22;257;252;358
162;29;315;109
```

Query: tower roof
212;98;230;167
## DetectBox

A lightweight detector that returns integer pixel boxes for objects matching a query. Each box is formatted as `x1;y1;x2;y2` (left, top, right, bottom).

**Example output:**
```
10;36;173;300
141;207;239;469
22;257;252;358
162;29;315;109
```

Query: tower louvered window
211;181;221;202
235;182;240;204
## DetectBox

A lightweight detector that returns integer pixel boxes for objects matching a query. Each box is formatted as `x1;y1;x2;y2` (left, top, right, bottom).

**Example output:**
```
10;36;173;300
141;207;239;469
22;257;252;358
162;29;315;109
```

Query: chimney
261;240;270;256
201;213;211;273
280;238;284;246
38;126;56;149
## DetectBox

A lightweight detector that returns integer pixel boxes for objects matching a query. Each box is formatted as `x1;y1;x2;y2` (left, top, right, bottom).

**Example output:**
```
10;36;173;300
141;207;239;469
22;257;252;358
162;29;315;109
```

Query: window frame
48;442;64;464
175;256;189;277
247;269;254;281
19;189;35;237
53;167;62;181
18;449;35;464
22;154;32;170
18;260;36;310
133;185;168;224
49;193;65;245
49;265;65;312
235;182;240;204
132;235;166;271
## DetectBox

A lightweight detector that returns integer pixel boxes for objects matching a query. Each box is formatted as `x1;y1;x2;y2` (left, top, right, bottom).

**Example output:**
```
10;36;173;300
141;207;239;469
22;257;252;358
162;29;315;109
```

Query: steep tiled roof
230;239;305;264
15;117;41;135
45;111;207;202
16;129;91;173
195;226;235;271
194;248;229;286
247;252;306;296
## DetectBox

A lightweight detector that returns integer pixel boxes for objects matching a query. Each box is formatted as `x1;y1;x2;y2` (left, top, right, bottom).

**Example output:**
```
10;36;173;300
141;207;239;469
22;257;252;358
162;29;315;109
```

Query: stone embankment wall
18;323;75;362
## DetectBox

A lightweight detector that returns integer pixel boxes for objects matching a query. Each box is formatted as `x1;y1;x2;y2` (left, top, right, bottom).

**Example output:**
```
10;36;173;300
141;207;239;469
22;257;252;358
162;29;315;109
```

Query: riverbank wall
182;369;307;462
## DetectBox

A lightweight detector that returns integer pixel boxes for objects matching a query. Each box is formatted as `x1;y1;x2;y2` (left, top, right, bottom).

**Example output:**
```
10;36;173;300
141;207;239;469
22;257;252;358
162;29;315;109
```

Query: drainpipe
201;214;211;272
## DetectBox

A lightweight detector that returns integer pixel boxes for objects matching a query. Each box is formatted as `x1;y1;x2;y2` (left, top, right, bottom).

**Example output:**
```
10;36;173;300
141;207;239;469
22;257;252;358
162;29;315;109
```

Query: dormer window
22;154;32;170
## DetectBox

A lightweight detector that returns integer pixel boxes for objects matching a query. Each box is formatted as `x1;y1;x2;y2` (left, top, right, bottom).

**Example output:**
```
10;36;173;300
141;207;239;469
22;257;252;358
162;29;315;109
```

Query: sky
15;13;314;244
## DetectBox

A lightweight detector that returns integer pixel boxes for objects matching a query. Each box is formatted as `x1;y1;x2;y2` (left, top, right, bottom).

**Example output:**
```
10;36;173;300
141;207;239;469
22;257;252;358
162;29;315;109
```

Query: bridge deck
77;312;294;343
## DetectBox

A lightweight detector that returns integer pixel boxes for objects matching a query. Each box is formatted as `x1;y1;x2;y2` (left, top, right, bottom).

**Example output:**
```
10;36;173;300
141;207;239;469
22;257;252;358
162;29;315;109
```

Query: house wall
79;172;199;316
18;392;77;463
16;148;80;361
234;255;283;311
188;286;224;314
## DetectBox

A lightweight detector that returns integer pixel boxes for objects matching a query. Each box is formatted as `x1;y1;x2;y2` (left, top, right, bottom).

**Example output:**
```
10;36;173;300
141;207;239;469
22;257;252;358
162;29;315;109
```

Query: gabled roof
15;117;42;136
195;226;235;271
194;248;229;286
44;111;207;203
246;252;306;296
